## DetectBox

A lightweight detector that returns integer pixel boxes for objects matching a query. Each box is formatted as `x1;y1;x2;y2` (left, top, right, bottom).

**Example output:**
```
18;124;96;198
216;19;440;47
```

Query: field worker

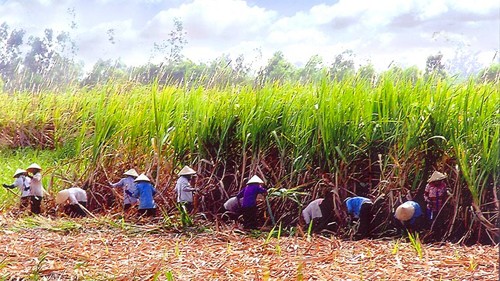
110;168;139;210
223;196;242;221
175;166;197;213
26;163;46;215
302;198;324;232
2;169;31;212
236;175;268;230
345;196;373;240
129;174;157;217
56;187;88;217
394;200;424;233
302;191;337;233
424;171;448;220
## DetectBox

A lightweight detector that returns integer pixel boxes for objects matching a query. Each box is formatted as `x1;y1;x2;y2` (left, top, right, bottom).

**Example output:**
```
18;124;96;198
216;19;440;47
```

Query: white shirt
12;176;31;197
175;176;195;203
29;172;45;197
224;197;241;212
302;198;324;224
66;187;88;205
111;176;138;205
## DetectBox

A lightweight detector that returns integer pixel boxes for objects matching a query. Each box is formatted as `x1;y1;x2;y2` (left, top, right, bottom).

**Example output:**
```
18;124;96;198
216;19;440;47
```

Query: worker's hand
346;216;352;225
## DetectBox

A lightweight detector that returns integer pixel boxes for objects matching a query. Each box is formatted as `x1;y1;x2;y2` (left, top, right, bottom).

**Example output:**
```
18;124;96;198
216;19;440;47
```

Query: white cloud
0;0;497;72
144;0;276;43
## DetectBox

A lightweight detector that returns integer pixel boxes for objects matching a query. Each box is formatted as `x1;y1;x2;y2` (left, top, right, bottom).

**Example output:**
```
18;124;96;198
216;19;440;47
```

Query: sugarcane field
1;2;500;279
0;72;498;280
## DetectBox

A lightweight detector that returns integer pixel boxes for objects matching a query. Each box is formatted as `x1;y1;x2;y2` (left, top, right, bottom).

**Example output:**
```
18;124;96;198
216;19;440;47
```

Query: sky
0;0;498;72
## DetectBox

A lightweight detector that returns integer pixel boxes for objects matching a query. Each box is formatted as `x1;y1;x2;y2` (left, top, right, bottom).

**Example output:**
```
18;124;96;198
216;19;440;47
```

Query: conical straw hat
13;169;27;178
56;190;70;205
395;202;415;222
427;171;447;183
178;166;196;176
26;163;42;172
123;169;139;178
134;173;151;182
247;175;264;184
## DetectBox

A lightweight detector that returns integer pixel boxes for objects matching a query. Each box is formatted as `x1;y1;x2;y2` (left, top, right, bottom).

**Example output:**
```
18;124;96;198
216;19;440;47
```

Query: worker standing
2;169;31;212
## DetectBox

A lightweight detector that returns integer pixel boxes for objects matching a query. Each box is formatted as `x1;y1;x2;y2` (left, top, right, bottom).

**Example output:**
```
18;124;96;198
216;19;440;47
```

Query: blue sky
0;0;498;72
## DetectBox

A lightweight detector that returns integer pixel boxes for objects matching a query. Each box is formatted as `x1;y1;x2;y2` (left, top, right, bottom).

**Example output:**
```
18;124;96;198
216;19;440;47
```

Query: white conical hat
134;173;151;182
13;169;27;177
27;163;42;172
394;202;415;222
178;166;196;176
427;171;447;183
123;169;139;178
56;190;70;205
247;175;264;184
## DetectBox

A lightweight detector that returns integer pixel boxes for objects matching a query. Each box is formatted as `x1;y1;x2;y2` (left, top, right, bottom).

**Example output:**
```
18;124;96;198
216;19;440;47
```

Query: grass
28;251;47;281
10;216;82;233
407;231;423;259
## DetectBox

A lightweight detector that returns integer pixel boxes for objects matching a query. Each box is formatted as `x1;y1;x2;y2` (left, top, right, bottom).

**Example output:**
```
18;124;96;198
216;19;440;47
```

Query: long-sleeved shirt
66;187;88;205
111;176;138;205
29;172;45;197
302;198;324;224
345;197;372;218
236;183;267;208
224;196;241;213
8;176;31;197
424;181;447;213
175;176;196;203
132;182;156;209
404;201;423;225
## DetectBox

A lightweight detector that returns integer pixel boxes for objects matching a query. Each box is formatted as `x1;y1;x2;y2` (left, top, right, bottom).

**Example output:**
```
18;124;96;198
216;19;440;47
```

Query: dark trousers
30;196;42;214
241;206;258;229
138;208;156;217
356;202;373;239
69;202;87;217
20;197;30;212
179;202;194;214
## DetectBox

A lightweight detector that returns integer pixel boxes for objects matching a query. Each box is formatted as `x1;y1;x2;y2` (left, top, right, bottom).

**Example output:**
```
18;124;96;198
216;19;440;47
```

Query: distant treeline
1;21;499;93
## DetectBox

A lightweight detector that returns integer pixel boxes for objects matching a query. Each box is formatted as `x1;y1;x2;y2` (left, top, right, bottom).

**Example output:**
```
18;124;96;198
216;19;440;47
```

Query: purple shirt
237;184;267;208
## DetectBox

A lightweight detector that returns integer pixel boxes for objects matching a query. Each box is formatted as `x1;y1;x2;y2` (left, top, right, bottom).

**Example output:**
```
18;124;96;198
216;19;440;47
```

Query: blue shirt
132;181;157;209
237;183;267;208
345;197;372;218
112;176;138;205
406;201;423;225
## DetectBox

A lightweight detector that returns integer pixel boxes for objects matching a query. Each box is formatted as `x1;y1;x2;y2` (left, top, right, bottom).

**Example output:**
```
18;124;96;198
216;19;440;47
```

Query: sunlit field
0;74;498;279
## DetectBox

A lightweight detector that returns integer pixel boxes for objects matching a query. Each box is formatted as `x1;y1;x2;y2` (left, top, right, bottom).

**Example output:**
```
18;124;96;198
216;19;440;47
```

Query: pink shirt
424;181;447;212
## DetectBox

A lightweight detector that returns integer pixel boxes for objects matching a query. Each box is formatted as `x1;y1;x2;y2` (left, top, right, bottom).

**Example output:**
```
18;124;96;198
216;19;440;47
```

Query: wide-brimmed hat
247;175;264;184
123;169;139;178
178;166;196;176
394;202;415;222
13;169;27;178
134;173;151;182
56;190;70;205
427;171;447;183
26;163;42;173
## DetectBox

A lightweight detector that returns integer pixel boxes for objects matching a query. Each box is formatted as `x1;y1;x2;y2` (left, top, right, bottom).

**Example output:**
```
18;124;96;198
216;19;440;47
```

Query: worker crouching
394;200;425;234
56;187;88;218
